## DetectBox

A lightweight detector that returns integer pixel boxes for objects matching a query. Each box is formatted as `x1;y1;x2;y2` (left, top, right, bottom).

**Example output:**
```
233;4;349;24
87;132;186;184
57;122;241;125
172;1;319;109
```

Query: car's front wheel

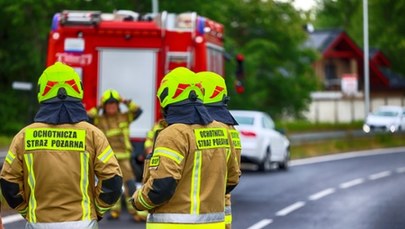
258;147;271;172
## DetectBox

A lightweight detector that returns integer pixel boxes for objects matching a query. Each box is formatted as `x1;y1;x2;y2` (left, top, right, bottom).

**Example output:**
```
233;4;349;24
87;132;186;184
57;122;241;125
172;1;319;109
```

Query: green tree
314;0;405;76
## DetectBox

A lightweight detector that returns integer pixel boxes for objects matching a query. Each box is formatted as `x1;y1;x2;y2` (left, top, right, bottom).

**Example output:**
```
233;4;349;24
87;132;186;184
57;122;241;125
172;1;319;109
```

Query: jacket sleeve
0;133;28;218
93;129;123;218
132;129;184;211
126;100;142;122
225;128;241;194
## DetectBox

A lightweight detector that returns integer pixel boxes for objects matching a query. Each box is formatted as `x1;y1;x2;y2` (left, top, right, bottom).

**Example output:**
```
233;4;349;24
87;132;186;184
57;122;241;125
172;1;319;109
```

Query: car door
262;114;283;161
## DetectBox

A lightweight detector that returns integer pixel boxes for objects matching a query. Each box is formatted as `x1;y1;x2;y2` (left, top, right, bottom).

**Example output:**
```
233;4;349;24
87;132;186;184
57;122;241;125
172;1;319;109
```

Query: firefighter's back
151;121;231;216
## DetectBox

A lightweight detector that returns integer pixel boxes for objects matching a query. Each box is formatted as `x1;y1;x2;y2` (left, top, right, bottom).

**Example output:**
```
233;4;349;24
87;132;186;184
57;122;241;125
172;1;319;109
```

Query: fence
303;92;405;123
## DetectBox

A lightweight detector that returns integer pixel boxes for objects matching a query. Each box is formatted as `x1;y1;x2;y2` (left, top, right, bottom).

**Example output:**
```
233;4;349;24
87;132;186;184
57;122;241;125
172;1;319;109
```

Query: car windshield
233;116;254;125
373;110;399;117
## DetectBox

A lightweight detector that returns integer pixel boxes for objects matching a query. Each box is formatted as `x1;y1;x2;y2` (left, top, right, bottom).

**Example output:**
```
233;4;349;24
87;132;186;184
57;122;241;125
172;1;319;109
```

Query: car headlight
363;124;370;133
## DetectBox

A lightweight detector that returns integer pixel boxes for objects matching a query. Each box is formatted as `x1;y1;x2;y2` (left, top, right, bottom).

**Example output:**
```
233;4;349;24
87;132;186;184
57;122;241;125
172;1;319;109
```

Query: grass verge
291;133;405;159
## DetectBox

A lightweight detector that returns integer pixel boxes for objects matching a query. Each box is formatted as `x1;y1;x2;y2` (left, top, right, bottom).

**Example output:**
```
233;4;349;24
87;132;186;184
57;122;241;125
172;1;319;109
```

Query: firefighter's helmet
37;62;83;103
196;71;228;105
101;89;122;105
157;67;203;108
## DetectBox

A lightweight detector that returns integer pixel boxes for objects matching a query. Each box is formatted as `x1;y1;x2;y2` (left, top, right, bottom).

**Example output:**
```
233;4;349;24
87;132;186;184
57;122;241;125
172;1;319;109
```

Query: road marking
247;219;273;229
3;214;24;224
290;147;405;166
275;201;305;216
396;167;405;173
368;171;391;180
308;188;335;201
339;178;364;189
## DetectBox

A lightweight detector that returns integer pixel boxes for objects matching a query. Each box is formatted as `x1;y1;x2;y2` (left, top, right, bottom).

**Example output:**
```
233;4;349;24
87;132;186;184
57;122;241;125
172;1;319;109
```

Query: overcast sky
276;0;317;11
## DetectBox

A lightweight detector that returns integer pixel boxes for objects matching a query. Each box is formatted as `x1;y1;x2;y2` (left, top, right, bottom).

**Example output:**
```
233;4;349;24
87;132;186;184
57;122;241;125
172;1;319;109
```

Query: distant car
363;105;405;133
229;110;290;171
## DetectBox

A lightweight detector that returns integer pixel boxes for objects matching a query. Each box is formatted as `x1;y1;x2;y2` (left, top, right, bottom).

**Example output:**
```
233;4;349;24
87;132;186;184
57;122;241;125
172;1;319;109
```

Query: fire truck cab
46;10;225;145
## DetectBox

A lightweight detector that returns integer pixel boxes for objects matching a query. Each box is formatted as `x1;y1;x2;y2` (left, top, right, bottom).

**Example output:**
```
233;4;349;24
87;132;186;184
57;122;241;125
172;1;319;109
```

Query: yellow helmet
196;71;228;104
101;89;122;105
157;67;203;108
37;62;83;103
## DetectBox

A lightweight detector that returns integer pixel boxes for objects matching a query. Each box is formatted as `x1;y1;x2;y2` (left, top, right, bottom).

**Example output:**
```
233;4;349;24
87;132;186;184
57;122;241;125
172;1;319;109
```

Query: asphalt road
3;147;405;229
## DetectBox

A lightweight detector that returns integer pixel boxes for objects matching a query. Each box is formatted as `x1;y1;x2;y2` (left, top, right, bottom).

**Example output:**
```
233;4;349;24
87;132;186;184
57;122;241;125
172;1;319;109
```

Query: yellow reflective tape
190;150;202;215
80;152;91;220
229;130;242;150
98;146;114;163
95;201;110;215
18;207;28;217
226;149;231;162
138;193;154;210
225;214;232;224
24;154;37;223
25;128;85;151
146;222;224;229
114;152;131;160
194;128;230;149
5;151;16;164
119;122;128;128
106;128;122;137
153;147;184;164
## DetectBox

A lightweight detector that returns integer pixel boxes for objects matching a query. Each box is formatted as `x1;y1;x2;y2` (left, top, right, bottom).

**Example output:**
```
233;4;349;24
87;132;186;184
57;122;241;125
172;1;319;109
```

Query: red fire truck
46;10;226;144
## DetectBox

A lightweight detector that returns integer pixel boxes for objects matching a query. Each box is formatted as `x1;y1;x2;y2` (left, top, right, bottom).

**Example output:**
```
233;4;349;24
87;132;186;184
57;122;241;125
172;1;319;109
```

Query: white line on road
308;188;335;201
339;178;364;189
3;214;24;224
396;167;405;173
368;171;391;180
247;219;273;229
275;201;305;216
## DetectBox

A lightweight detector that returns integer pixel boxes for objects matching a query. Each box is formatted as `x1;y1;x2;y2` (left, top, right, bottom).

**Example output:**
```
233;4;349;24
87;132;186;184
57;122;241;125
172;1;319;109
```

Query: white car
363;105;405;133
229;110;290;171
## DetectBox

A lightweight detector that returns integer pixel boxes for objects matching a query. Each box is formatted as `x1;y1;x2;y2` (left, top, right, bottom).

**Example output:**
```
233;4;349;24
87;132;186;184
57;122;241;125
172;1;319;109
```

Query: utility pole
363;0;370;118
152;0;159;14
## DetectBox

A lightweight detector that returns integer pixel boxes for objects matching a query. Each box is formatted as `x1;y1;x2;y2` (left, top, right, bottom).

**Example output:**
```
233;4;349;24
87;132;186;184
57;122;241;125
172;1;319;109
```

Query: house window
324;61;339;89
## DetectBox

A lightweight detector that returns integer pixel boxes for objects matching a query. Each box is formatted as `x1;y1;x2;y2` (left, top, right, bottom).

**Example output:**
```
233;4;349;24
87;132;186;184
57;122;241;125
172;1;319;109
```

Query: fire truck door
98;48;157;140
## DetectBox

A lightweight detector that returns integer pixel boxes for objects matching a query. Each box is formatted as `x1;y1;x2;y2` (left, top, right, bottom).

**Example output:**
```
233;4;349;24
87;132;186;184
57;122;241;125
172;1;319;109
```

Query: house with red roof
305;29;405;93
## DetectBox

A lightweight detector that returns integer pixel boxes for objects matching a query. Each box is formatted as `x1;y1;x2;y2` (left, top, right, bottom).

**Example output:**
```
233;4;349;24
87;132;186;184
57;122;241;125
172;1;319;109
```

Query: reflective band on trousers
147;212;225;223
146;221;224;229
224;206;232;225
25;220;98;229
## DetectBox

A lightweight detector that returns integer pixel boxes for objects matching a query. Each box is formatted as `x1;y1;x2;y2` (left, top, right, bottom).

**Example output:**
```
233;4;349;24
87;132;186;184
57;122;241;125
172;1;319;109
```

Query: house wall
303;92;405;123
314;57;359;90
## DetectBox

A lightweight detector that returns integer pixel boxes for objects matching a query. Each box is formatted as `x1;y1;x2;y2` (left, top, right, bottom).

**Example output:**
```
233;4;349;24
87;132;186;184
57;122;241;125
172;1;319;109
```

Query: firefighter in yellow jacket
196;71;242;229
0;62;123;229
87;89;146;222
132;67;240;229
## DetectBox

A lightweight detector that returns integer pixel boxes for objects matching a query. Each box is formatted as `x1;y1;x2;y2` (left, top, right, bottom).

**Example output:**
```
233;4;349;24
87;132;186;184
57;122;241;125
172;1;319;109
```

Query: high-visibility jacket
88;101;141;160
133;121;240;229
0;122;123;229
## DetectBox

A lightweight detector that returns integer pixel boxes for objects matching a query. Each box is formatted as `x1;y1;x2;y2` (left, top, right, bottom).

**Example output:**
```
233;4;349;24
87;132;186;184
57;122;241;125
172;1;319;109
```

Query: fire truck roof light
60;10;101;26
